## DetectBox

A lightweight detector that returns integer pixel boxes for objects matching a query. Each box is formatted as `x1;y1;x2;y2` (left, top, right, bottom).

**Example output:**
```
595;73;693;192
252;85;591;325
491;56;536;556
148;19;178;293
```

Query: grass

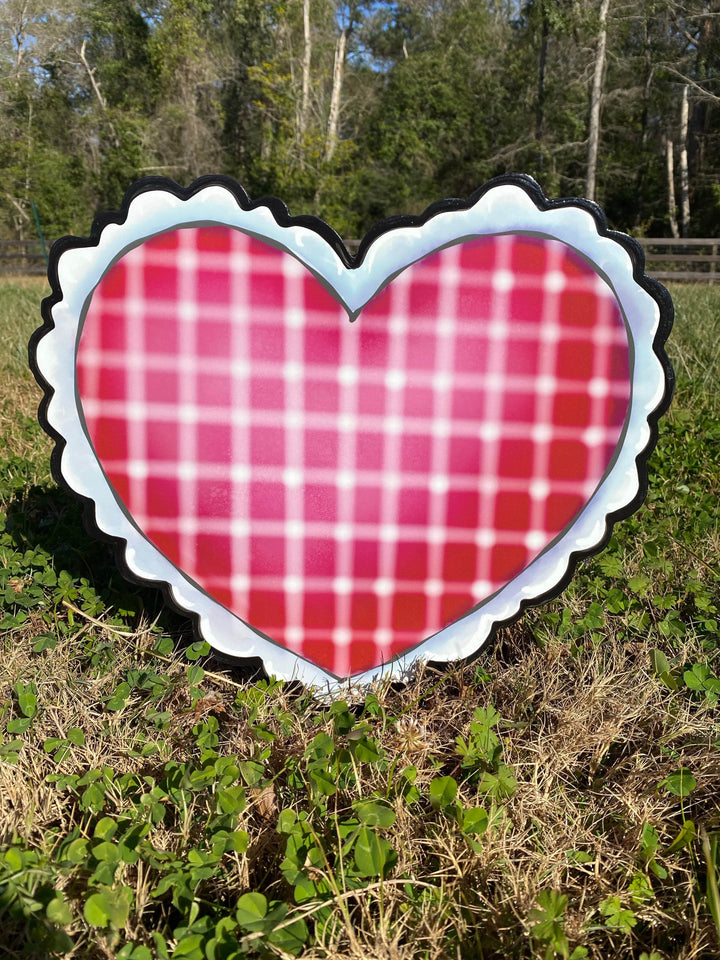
1;277;719;959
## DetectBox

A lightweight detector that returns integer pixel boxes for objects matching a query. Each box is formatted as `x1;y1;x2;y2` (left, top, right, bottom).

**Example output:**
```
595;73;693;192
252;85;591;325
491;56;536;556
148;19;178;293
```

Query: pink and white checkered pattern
76;226;630;677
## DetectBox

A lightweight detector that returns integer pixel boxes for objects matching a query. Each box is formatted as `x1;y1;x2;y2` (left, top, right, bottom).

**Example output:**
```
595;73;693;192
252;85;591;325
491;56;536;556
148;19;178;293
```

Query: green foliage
528;889;582;960
84;886;133;929
638;823;668;880
628;872;654;905
3;2;720;239
701;829;720;940
661;768;697;799
0;844;75;954
683;662;720;703
235;891;309;954
666;819;697;854
456;703;517;799
456;703;501;769
428;775;457;811
599;896;637;934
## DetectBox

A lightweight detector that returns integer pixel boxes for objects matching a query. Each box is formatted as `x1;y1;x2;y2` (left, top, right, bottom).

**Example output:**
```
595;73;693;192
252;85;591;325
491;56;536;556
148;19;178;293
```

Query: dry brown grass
1;612;718;958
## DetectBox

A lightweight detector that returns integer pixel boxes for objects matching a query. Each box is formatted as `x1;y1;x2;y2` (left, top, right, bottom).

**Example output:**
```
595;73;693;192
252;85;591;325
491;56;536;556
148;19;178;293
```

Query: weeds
0;279;718;957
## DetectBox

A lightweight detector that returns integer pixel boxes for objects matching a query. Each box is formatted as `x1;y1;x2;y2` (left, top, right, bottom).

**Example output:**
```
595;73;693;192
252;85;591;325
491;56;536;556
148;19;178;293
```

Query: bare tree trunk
4;189;30;242
325;27;347;162
79;38;107;112
665;136;679;238
679;84;690;237
11;0;30;82
300;0;311;138
79;38;120;148
586;0;610;202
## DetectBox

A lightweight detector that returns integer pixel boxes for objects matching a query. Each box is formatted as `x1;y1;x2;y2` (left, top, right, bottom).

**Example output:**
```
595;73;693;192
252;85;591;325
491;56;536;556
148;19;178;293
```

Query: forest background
1;0;719;245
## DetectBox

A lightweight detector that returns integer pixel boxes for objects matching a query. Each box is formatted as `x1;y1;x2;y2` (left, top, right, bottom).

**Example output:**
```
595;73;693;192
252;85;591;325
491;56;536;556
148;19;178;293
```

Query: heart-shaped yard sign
31;175;673;691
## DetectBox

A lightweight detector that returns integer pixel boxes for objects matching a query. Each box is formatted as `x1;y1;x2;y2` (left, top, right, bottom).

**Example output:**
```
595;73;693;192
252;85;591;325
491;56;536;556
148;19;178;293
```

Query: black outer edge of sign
28;173;675;688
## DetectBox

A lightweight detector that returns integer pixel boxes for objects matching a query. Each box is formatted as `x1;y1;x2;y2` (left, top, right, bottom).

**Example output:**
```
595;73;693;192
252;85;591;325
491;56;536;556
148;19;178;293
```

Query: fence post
31;200;49;269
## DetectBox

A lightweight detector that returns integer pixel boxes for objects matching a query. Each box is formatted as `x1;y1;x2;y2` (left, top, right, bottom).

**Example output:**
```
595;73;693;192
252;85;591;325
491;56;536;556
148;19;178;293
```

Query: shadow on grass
3;482;526;698
2;482;267;684
1;886;74;960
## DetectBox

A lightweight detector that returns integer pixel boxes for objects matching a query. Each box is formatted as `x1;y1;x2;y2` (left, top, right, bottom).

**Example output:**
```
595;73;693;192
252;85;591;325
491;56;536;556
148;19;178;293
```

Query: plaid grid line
427;243;461;627
77;226;631;677
230;234;250;622
284;255;307;654
333;268;362;676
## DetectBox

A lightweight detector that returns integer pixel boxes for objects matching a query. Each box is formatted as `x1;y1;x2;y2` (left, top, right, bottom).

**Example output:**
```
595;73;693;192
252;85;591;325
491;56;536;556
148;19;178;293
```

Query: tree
586;0;610;200
357;1;519;224
0;0;82;237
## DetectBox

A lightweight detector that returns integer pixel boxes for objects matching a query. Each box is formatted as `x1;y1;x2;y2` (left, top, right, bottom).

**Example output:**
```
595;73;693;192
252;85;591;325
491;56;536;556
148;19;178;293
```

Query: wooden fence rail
1;236;718;282
0;240;49;276
636;238;720;282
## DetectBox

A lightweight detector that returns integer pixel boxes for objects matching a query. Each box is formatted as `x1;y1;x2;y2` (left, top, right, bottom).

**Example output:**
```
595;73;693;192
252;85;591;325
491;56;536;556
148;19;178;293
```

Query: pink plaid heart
76;226;630;676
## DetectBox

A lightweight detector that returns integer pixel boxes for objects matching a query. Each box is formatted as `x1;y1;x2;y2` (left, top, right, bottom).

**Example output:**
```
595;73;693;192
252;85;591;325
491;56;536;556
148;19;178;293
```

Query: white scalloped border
35;182;668;693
